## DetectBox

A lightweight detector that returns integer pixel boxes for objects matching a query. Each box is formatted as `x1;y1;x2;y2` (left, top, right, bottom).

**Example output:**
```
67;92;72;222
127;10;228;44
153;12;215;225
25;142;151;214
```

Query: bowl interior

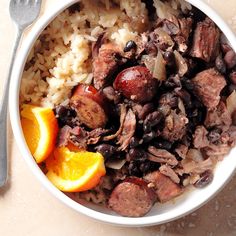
9;0;236;226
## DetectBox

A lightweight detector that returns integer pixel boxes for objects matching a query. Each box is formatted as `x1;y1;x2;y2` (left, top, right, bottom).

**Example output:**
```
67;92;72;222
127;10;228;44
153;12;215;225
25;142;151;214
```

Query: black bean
143;131;156;143
54;105;77;127
163;51;175;67
181;77;194;91
129;137;140;148
153;140;172;150
128;148;147;161
215;55;226;74
163;75;181;89
95;144;117;159
138;103;155;120
143;111;163;133
194;170;214;188
139;160;160;174
123;40;137;52
55;105;69;117
128;161;142;177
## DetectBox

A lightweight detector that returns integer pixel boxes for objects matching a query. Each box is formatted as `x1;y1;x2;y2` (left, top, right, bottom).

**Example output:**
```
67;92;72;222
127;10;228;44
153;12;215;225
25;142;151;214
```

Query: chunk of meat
192;68;226;109
159;165;180;184
193;126;209;149
70;84;108;129
117;108;136;151
161;110;188;142
108;177;157;217
144;171;183;203
147;146;178;166
190;17;220;62
204;101;232;130
93;43;125;90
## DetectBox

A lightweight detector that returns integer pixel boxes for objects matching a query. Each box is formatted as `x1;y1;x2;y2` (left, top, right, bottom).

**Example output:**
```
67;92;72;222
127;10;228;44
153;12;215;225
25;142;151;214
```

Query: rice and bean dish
20;0;236;217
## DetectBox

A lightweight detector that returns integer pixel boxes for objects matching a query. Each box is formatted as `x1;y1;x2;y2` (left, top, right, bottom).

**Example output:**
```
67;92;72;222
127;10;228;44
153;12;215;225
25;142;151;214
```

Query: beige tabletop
1;0;236;235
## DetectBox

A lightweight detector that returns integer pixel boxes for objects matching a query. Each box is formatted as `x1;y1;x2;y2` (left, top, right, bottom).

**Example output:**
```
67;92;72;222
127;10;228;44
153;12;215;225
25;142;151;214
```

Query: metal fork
0;0;42;187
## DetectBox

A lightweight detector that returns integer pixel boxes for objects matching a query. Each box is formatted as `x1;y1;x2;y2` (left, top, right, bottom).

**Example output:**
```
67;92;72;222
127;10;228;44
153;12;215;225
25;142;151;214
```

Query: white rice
20;0;149;107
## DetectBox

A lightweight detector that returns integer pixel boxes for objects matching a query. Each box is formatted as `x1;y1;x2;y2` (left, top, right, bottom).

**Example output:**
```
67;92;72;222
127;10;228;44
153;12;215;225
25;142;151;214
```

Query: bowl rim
9;0;236;227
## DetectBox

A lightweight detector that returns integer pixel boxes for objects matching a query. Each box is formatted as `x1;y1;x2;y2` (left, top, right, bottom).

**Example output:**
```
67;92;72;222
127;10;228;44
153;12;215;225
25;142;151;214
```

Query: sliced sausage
144;171;183;203
113;66;158;103
70;84;108;129
108;177;157;217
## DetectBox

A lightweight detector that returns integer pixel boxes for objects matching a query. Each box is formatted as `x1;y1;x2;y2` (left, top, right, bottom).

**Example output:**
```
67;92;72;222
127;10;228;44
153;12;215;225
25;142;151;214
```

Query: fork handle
0;27;23;187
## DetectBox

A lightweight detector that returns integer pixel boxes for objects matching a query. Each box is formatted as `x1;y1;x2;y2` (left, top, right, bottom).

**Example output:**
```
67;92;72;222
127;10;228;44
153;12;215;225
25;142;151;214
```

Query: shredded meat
193;126;209;148
87;128;110;144
117;108;136;151
190;17;220;62
181;158;214;174
57;125;71;147
159;92;178;109
192;68;226;109
174;17;193;52
57;125;109;149
147;146;178;166
161;110;188;142
159;165;180;184
175;144;188;159
203;143;231;161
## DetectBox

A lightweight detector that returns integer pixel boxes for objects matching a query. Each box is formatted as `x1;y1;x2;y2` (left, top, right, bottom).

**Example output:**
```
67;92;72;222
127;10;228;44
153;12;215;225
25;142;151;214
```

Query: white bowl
9;0;236;227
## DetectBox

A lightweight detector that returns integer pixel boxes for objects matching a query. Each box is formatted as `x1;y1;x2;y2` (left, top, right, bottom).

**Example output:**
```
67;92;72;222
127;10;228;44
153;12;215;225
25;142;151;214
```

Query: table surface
1;0;236;235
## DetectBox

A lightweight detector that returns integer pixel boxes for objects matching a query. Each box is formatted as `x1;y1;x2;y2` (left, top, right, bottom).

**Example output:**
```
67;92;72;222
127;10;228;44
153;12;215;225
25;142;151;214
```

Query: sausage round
108;177;157;217
113;66;158;103
70;84;108;129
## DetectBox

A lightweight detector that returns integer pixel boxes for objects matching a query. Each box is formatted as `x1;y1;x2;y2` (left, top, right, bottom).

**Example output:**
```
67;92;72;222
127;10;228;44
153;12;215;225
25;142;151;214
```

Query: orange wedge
46;147;106;192
21;104;59;163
